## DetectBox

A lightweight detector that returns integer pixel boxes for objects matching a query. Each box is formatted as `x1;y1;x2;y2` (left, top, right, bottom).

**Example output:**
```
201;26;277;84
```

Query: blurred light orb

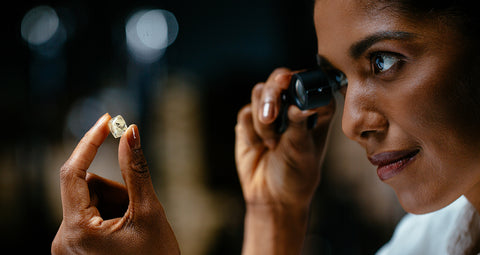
137;10;168;50
21;6;59;45
126;9;179;63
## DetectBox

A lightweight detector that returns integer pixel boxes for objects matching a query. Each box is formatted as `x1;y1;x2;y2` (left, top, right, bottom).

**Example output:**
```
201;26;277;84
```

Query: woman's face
314;0;480;213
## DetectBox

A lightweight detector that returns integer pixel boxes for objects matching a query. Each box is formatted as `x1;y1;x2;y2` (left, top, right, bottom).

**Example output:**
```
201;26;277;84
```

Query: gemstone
108;115;128;138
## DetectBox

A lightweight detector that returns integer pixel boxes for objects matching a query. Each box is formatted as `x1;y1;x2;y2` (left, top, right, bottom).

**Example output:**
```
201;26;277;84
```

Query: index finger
257;68;292;126
59;113;111;216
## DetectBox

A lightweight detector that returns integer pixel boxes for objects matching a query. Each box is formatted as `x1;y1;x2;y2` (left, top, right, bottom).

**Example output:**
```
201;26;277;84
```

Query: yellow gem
108;115;127;138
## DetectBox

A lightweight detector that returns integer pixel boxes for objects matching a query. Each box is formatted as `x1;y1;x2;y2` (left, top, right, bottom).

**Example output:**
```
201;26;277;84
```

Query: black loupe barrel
288;69;333;110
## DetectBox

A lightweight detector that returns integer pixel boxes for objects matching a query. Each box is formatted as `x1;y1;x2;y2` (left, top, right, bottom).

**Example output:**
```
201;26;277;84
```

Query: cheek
382;64;480;213
392;54;479;150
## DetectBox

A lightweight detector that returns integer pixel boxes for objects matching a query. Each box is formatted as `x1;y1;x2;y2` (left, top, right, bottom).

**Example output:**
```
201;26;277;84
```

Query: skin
236;70;335;254
53;0;480;253
236;0;480;253
314;0;480;214
52;113;180;254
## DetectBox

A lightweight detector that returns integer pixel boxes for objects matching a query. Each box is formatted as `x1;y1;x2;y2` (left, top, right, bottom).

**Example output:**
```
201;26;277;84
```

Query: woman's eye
334;71;348;87
371;53;401;74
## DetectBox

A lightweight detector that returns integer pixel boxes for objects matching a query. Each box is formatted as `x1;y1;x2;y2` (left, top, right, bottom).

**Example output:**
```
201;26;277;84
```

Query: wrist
245;202;309;223
242;203;310;255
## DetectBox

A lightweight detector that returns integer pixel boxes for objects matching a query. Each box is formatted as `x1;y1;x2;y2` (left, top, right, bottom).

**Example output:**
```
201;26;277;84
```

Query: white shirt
376;196;480;255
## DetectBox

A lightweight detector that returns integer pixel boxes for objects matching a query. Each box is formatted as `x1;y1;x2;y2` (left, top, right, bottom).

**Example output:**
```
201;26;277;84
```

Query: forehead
313;0;419;63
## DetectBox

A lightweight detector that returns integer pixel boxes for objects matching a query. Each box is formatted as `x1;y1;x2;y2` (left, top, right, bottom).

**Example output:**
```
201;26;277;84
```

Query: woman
237;0;480;253
52;0;480;254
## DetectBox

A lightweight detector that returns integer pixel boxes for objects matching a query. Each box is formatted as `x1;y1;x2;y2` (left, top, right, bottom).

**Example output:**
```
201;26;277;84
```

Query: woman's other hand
51;114;180;255
236;67;335;208
235;68;335;255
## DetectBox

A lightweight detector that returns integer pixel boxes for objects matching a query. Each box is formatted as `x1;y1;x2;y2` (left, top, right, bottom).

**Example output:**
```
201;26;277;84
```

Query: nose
341;83;388;145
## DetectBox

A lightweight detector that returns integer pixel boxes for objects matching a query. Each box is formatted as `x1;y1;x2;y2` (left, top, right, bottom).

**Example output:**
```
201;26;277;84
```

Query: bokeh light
21;5;66;58
21;6;59;46
125;9;179;63
5;1;404;253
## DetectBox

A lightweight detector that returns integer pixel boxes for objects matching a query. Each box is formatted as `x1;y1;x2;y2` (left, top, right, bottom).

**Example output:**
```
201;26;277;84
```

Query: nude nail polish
127;125;141;150
262;102;274;120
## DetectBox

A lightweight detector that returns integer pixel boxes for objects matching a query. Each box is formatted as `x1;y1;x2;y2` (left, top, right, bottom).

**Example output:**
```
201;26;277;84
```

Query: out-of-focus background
1;0;405;254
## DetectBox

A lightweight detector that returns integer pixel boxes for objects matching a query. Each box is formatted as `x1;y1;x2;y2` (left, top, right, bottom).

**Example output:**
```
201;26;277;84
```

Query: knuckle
65;213;89;228
273;67;290;73
252;82;265;94
234;123;243;136
59;163;73;183
235;119;249;137
253;82;265;89
262;86;281;102
237;105;252;123
130;148;150;177
268;67;291;80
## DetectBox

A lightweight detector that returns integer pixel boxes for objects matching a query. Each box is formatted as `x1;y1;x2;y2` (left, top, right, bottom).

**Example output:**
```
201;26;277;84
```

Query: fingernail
262;101;274;121
127;125;141;150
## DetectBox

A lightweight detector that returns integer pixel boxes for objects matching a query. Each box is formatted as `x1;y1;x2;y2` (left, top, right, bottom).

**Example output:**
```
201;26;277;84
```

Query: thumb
118;124;157;210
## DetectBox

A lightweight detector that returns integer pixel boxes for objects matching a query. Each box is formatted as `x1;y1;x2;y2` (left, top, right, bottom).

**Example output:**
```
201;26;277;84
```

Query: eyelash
369;52;405;76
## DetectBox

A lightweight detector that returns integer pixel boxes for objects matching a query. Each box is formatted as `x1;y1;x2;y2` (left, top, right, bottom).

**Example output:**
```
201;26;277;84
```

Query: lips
368;149;419;181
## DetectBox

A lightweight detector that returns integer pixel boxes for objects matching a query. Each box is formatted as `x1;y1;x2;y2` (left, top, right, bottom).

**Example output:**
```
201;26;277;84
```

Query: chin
393;186;461;215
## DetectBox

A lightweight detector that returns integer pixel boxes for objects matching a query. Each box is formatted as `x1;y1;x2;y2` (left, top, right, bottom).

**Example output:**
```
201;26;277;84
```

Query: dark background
0;0;403;254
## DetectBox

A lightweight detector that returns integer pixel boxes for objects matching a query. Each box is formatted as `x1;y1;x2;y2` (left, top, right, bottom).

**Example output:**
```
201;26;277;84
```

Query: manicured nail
262;101;274;121
127;124;141;150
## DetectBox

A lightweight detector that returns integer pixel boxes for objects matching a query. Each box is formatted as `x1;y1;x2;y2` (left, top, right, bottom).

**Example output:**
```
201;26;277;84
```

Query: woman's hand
236;67;335;208
235;68;335;255
52;114;180;255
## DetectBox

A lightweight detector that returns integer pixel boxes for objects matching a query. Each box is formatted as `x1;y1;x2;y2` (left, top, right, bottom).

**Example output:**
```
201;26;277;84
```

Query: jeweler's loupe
275;67;347;133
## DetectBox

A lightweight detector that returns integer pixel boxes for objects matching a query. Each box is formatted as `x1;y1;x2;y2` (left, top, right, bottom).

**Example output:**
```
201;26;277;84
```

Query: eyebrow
349;31;418;59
